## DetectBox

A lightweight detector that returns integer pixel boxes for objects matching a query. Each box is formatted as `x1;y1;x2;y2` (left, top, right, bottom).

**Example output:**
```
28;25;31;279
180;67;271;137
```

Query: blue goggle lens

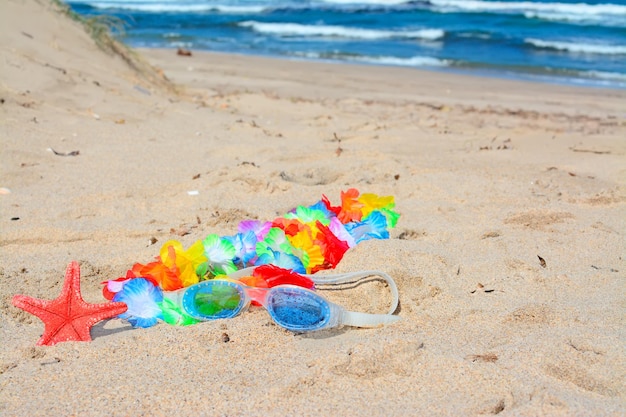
267;287;331;331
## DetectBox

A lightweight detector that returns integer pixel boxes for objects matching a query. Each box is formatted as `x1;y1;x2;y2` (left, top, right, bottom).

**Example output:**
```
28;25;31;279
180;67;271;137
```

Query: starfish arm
68;301;129;344
12;262;129;346
13;295;128;346
12;295;63;321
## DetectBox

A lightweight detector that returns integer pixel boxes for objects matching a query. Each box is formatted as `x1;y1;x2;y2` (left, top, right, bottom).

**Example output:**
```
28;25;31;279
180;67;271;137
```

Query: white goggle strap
227;267;401;326
303;270;399;316
340;310;402;328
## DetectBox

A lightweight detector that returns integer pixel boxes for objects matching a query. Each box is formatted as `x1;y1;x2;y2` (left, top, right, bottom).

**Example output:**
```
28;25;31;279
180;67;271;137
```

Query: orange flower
336;188;364;223
131;254;182;291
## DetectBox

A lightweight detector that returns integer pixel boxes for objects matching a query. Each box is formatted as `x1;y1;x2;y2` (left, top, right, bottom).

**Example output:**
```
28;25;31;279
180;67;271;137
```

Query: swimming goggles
162;267;400;332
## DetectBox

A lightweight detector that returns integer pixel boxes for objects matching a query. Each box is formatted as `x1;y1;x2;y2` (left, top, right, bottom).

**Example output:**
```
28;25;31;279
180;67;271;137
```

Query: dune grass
50;0;178;93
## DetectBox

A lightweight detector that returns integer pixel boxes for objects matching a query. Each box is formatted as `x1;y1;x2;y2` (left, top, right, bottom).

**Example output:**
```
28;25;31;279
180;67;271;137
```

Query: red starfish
12;261;128;346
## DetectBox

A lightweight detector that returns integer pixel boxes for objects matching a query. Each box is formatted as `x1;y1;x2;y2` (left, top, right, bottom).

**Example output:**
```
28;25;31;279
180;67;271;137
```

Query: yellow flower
358;193;399;227
288;230;325;273
160;240;208;287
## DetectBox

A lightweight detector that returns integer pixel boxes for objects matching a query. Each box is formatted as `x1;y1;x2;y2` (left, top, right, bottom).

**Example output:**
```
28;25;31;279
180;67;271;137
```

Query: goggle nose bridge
245;286;269;306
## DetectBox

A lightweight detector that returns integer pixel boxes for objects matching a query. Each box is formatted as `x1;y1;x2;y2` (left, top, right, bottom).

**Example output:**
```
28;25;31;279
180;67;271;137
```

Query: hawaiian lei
102;189;399;328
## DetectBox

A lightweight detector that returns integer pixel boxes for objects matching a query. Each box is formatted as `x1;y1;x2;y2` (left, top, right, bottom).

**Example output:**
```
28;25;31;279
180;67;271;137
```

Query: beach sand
1;0;625;415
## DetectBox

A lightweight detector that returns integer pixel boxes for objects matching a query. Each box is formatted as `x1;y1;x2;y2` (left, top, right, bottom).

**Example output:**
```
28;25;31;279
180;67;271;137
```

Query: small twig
44;63;67;75
537;255;547;268
570;147;611;155
49;148;80;156
333;133;343;156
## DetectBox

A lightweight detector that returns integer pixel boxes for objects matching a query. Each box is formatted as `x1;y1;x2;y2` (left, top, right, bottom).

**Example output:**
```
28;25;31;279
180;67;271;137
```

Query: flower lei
102;189;399;328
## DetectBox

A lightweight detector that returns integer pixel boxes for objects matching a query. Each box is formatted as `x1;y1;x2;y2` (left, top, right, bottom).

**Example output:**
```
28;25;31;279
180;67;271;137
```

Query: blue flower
308;200;335;219
225;231;258;267
345;210;389;243
113;278;164;328
255;249;306;274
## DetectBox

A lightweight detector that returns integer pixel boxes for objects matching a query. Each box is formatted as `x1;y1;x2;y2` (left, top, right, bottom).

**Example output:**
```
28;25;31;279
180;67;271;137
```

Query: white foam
320;0;411;5
560;70;626;88
78;1;266;13
354;55;449;67
457;32;491;40
214;5;266;13
238;21;444;40
526;38;626;55
297;51;449;67
429;0;626;16
523;11;626;27
583;70;626;82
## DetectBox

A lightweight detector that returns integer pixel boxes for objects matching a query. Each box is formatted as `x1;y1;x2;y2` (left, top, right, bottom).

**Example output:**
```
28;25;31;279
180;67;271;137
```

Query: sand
1;0;625;415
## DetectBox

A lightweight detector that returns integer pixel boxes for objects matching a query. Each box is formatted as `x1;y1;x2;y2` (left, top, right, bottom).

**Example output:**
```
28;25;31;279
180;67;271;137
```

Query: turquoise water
66;0;626;88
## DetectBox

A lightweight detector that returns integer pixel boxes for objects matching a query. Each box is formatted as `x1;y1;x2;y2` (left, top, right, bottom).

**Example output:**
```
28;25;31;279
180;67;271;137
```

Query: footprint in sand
504;210;574;230
279;168;341;186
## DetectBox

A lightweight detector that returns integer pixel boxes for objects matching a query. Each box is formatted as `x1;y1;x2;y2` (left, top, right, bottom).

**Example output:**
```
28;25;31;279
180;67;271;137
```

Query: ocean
65;0;626;89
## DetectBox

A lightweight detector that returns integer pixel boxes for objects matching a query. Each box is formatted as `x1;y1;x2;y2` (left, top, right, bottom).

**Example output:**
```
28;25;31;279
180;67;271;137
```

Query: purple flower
238;220;272;241
225;231;258;267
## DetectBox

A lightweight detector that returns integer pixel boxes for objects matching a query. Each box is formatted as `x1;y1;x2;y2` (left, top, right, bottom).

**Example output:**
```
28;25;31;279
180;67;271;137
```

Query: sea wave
556;69;626;88
428;0;626;16
523;11;626;27
320;0;412;5
238;21;444;40
583;70;626;83
353;54;449;67
71;1;267;13
297;51;449;67
525;39;626;55
69;0;626;24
